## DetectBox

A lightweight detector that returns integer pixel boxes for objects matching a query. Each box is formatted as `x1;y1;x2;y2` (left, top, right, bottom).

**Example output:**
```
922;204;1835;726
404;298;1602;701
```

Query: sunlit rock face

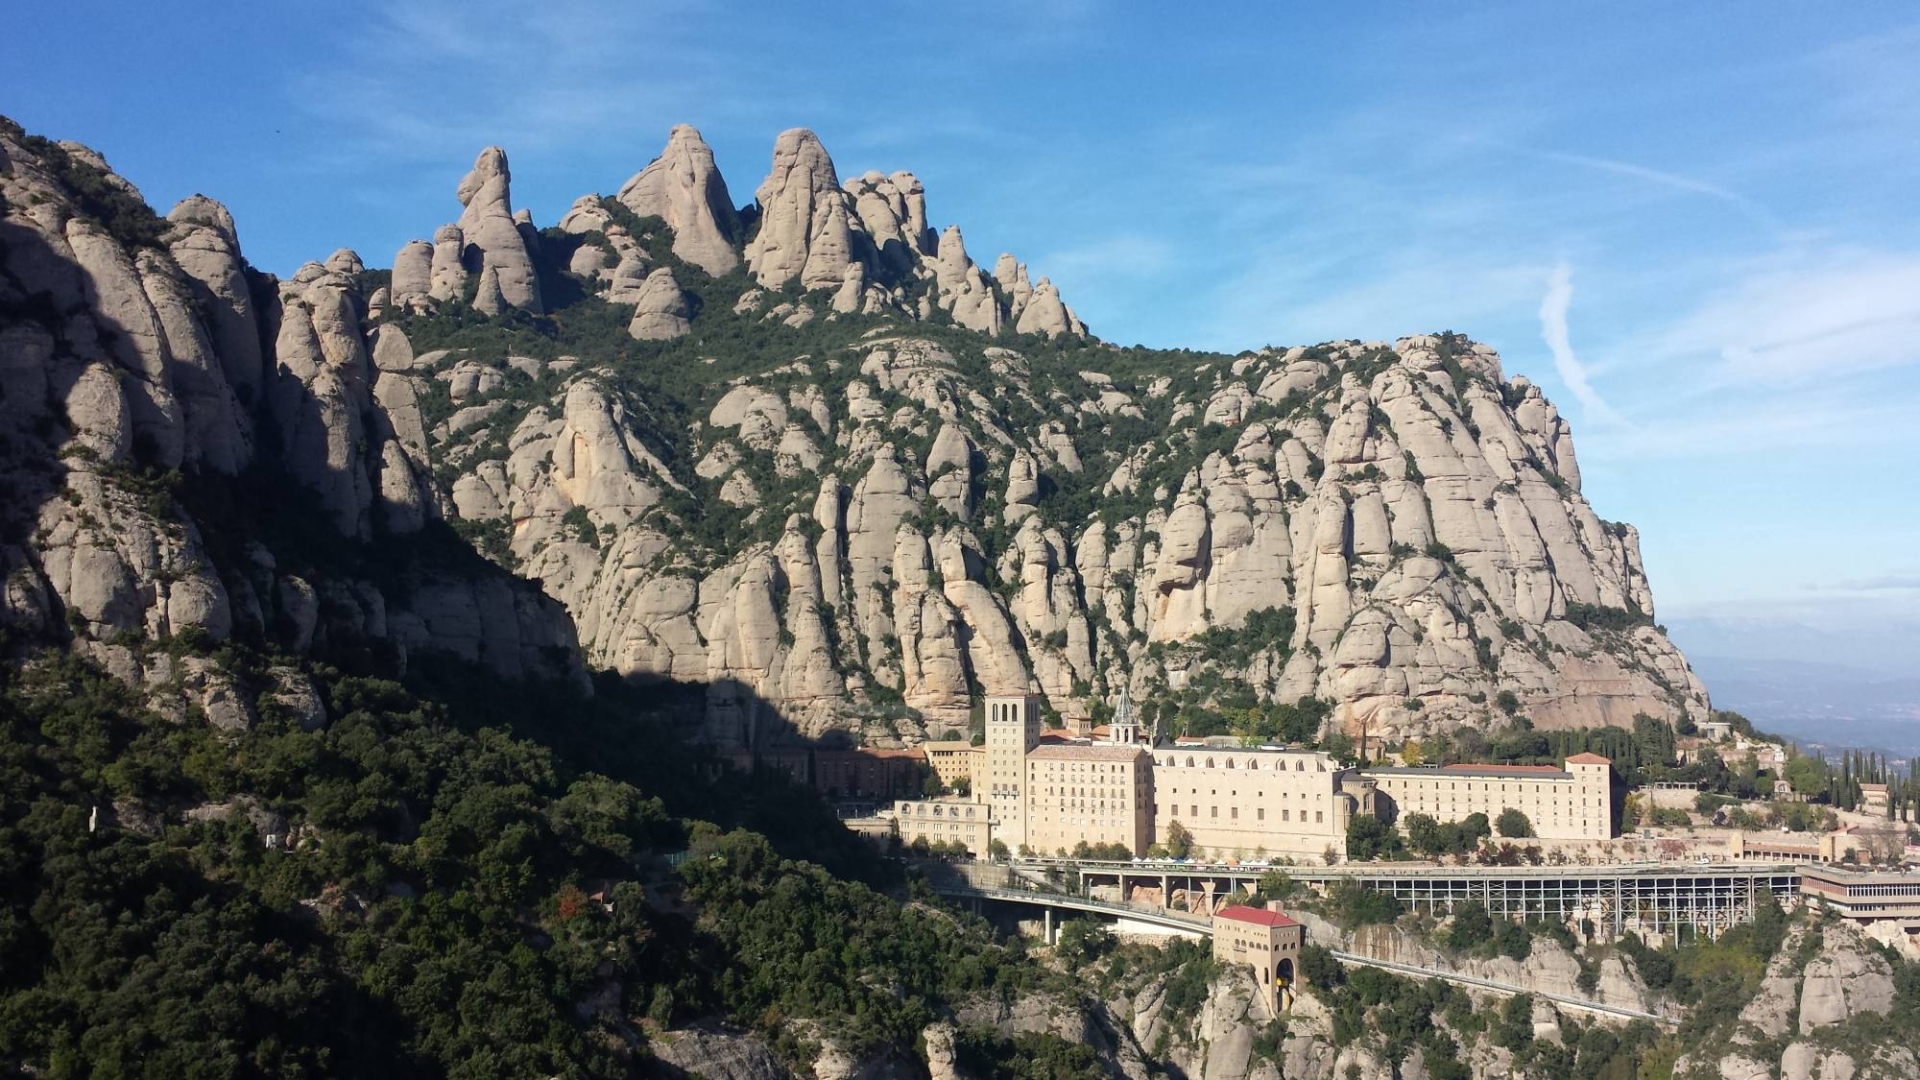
0;119;1700;747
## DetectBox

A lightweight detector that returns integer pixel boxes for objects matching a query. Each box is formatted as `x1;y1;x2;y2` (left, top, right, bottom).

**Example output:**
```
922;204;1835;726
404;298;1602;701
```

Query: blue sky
6;1;1918;669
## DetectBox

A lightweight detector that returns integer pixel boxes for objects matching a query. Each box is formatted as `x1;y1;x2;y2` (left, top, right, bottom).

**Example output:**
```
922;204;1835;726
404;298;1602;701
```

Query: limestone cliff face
1;115;1702;750
0;123;583;695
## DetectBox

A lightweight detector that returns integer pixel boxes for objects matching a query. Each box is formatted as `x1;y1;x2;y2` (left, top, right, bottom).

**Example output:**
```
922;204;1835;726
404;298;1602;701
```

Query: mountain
0;116;1706;755
1689;654;1920;757
13;111;1920;1080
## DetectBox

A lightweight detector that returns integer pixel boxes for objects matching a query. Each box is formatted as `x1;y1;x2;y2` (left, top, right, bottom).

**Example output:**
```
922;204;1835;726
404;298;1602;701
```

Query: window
1257;808;1265;821
1316;811;1323;823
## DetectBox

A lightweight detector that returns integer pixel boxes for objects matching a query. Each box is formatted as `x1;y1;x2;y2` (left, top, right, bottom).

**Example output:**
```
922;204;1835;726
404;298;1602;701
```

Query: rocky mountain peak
615;123;741;276
1;113;1703;755
745;127;866;291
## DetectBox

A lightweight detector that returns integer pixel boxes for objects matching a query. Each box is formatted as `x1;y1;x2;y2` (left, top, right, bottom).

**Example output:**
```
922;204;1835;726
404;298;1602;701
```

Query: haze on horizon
4;0;1916;683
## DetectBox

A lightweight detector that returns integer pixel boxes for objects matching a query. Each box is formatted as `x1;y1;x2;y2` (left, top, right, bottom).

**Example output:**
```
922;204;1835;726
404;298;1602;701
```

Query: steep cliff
0;119;584;702
0;114;1704;752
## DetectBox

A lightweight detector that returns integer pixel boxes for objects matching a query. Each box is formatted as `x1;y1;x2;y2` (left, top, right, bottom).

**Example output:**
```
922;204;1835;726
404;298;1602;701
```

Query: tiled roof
1216;905;1299;928
1028;744;1147;762
1564;752;1612;765
1439;763;1565;776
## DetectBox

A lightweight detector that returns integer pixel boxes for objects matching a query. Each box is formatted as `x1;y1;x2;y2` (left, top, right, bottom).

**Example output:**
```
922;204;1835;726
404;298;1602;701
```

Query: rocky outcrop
615;124;741;276
627;266;692;340
651;1024;791;1080
845;169;932;276
454;146;542;314
0;126;582;690
164;195;265;404
1676;920;1912;1080
745;128;867;291
482;326;1698;742
4;118;1702;749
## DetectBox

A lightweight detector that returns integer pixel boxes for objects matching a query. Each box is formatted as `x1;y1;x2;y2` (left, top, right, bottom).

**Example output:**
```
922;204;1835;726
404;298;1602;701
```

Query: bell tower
983;691;1041;852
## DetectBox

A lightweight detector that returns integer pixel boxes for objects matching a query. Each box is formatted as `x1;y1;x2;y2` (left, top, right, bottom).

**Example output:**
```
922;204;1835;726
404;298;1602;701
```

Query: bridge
998;856;1804;942
928;869;1679;1027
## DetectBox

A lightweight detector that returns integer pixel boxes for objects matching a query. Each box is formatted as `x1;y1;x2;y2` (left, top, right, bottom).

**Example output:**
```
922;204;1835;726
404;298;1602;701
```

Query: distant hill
1689;654;1920;758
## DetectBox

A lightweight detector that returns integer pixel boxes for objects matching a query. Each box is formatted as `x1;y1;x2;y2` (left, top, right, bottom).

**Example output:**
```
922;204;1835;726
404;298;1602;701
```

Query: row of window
1155;805;1327;824
1161;787;1327;799
1159;756;1330;772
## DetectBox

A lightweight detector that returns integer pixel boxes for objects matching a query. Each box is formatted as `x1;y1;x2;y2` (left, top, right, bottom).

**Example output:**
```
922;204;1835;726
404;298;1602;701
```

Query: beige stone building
1860;783;1890;815
893;797;994;853
1150;745;1362;860
1024;744;1153;856
1212;904;1305;1014
984;693;1043;852
924;741;984;789
1363;753;1613;841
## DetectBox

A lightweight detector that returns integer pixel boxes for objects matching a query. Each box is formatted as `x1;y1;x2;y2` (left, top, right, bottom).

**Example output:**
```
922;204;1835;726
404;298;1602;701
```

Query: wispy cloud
1816;574;1920;592
1537;262;1617;423
286;0;760;168
1649;250;1920;384
1529;148;1782;233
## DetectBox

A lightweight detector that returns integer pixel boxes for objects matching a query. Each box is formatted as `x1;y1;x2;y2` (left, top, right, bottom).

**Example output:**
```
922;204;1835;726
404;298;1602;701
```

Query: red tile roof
1439;763;1563;776
1564;753;1612;765
1216;904;1300;928
1029;744;1147;762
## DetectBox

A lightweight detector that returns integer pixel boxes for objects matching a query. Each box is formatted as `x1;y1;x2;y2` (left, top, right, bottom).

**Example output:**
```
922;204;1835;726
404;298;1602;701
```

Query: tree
1784;754;1831;797
1445;901;1494;950
1053;918;1115;968
1403;812;1442;855
1255;870;1299;902
922;772;947;798
988;839;1010;861
1165;820;1194;859
1496;808;1535;838
1495;690;1521;716
1345;814;1405;861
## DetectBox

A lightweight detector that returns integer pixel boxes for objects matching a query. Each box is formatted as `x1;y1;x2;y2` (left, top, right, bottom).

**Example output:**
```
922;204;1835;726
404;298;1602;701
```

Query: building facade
812;748;926;799
985;693;1043;851
1212;904;1305;1015
924;742;984;789
1151;745;1361;861
881;695;1616;859
1024;744;1153;856
894;797;994;853
1363;753;1612;841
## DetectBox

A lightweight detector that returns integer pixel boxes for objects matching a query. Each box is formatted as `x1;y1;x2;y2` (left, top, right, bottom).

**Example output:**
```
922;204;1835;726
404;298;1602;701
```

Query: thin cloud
1533;149;1781;232
1653;250;1920;384
1537;262;1617;423
1819;574;1920;592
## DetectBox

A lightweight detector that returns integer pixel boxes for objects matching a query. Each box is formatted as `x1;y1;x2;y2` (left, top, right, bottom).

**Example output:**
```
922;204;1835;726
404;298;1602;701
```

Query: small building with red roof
1213;902;1305;1014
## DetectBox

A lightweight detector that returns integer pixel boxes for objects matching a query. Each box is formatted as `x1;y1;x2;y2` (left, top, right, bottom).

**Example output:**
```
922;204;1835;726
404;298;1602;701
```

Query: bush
1495;808;1535;838
1346;813;1407;861
1326;881;1404;927
1054;918;1116;968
